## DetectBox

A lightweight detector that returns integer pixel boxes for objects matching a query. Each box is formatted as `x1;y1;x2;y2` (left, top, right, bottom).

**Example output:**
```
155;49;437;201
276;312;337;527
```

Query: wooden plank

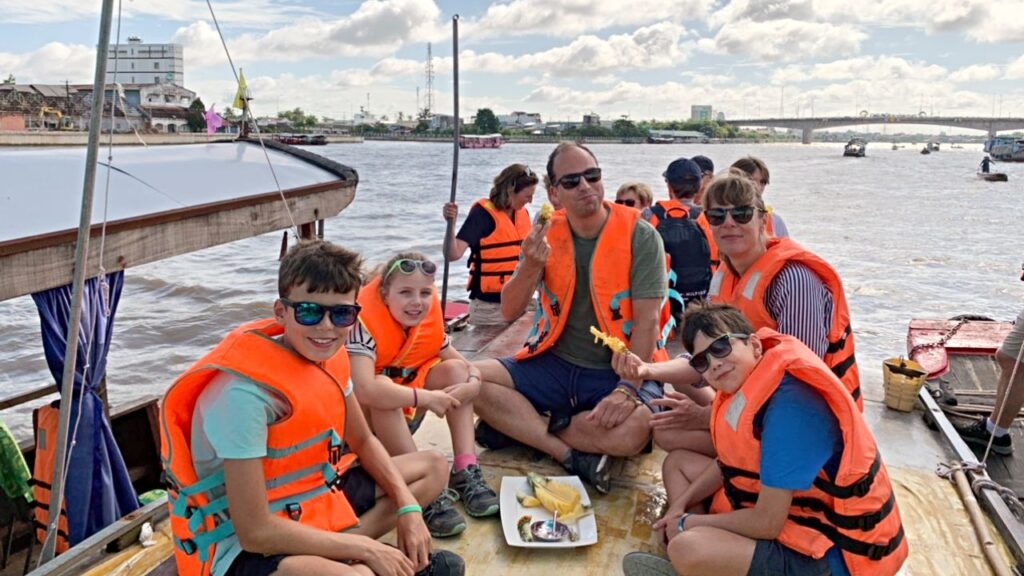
0;184;355;301
0;384;57;411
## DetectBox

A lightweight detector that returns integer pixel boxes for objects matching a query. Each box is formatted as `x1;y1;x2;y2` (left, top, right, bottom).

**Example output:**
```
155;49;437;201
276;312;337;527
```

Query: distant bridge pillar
989;127;997;139
802;128;813;145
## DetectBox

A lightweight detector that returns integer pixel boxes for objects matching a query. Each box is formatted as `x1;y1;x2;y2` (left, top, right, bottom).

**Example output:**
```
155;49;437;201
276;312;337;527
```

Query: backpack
651;202;712;317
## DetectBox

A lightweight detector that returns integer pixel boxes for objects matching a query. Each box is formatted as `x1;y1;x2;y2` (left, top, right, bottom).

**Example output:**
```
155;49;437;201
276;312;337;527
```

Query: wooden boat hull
978;172;1009;182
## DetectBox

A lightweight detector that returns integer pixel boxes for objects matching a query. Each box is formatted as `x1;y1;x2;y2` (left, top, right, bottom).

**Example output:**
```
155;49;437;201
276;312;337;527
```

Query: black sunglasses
555;167;602;189
705;206;760;226
690;333;750;373
615;198;637;207
281;299;361;328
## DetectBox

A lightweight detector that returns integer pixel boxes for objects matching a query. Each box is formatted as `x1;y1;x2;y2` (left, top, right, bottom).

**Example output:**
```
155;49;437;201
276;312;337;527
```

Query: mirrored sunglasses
705;206;759;226
555;167;602;190
385;259;438;281
690;333;750;373
281;299;361;327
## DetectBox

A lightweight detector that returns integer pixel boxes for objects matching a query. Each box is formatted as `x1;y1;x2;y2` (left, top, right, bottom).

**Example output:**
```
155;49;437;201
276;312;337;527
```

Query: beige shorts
1000;308;1024;361
468;299;510;326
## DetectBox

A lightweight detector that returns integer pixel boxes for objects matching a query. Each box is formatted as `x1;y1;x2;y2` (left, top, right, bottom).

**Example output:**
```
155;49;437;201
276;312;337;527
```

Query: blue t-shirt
756;374;850;576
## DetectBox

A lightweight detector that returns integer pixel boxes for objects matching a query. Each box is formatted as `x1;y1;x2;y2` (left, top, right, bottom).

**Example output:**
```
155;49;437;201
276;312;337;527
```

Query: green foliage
611;117;646;138
414;120;430;133
562;124;613;138
186;97;206;132
473;108;501;134
278;107;318;131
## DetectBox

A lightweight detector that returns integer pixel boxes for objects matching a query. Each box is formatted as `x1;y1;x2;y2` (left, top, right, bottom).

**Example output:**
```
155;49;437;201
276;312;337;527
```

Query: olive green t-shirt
550;218;667;369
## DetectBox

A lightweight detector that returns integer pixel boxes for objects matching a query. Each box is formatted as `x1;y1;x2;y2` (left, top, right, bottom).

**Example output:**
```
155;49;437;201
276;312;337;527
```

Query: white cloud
771;56;947;85
704;19;865;62
466;0;709;38
949;64;1001;83
0;42;95;83
966;3;1024;42
1006;55;1024;80
0;0;320;27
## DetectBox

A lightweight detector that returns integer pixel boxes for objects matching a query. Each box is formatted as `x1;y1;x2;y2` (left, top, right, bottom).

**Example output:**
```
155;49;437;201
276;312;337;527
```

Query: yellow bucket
882;357;928;412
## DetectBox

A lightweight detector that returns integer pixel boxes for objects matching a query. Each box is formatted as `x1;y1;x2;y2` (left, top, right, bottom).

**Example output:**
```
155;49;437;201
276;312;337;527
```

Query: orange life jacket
468;199;531;296
707;237;861;408
517;201;671;361
31;404;70;553
709;330;907;575
357;276;446;419
160;319;358;576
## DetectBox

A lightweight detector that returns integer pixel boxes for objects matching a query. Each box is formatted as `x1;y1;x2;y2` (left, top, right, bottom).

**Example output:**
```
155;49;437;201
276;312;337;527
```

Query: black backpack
651;202;712;317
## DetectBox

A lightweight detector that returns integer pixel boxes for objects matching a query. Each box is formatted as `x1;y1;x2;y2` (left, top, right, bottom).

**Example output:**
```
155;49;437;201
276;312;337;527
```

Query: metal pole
440;14;459;318
38;0;115;563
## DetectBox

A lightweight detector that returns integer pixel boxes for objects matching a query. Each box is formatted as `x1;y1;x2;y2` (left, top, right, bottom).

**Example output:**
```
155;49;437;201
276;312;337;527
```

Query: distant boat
921;147;931;155
459;133;503;149
977;172;1008;182
984;136;1024;162
646;135;674;144
843;138;866;157
927;141;940;152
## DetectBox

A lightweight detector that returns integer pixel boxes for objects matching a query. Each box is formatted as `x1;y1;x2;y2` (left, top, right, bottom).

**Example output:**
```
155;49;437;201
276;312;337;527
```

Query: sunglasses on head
690;333;750;373
615;198;637;207
705;206;760;226
281;299;361;327
555;167;602;189
385;259;438;281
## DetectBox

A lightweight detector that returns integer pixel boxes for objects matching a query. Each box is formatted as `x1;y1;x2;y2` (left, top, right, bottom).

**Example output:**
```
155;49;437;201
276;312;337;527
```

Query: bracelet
676;512;691;534
614;387;642;405
616;380;640;396
413;388;418;408
397;504;423;517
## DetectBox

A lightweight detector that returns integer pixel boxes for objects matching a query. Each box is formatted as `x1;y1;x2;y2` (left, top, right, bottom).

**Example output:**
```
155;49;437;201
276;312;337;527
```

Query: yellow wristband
614;387;642;405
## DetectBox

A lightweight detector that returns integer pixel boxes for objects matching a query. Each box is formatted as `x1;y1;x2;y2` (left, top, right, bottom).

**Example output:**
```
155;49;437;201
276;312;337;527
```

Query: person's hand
421;389;461;416
586;388;639;429
396;512;431;573
444;376;481;404
653;499;691;541
611;351;650;381
443;202;458;221
520;221;550;268
650;391;710;431
362;537;416;576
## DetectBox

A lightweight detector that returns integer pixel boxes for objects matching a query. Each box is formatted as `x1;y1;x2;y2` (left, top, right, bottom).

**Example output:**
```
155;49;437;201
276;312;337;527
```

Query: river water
2;140;1023;440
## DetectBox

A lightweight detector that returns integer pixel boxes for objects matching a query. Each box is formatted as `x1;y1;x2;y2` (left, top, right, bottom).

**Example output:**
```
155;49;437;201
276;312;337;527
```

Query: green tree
414;120;430;133
2;74;14;85
474;108;501;134
186;97;206;133
612;117;645;138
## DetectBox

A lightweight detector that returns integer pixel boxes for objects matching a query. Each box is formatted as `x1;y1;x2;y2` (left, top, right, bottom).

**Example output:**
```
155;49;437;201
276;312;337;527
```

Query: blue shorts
748;540;831;576
498;351;663;417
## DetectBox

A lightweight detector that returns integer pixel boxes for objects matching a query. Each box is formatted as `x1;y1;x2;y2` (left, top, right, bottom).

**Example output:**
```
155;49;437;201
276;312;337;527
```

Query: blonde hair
375;251;434;293
490;164;539;210
616;182;653;208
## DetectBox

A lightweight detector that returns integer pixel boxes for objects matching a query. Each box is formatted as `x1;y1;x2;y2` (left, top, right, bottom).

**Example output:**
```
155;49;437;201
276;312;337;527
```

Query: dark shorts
498;351;663;417
337;465;378;517
747;540;831;576
227;551;285;576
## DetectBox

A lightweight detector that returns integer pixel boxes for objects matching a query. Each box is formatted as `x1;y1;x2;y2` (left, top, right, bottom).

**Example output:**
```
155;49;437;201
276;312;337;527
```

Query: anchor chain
909;317;970;358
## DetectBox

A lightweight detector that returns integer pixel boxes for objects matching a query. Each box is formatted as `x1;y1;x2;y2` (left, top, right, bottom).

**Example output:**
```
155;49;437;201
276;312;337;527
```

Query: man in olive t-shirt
472;143;667;494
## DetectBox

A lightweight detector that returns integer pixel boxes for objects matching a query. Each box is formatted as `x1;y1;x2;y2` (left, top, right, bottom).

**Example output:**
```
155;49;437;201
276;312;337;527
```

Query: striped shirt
765;262;833;358
346;321;451;363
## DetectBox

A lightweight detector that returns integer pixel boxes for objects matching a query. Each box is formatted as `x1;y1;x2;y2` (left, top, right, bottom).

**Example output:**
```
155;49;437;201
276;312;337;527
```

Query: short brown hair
680;302;754;353
730;156;770;186
543;142;597;191
490;164;539;210
616;181;653;208
278;240;363;298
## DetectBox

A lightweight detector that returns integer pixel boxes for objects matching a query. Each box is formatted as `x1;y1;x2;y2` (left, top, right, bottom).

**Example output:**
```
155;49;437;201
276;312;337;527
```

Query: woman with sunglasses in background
622;303;906;576
443;164;539;325
615;181;654;220
347;252;500;539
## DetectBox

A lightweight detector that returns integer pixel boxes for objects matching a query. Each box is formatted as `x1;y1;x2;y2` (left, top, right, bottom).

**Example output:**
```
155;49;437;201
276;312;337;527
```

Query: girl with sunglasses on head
443;163;539;326
347;252;499;540
622;303;907;576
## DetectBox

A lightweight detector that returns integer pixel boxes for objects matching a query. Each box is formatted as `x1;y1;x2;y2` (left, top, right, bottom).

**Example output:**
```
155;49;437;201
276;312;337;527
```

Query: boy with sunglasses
622;304;907;576
161;240;463;576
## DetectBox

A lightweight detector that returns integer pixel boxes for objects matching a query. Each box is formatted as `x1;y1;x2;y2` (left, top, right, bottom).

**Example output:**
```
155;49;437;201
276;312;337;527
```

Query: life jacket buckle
285;503;302;521
329;444;343;465
180;538;198;555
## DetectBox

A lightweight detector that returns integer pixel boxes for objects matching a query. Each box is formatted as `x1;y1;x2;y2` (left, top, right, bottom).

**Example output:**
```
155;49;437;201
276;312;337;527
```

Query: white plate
499;475;598;548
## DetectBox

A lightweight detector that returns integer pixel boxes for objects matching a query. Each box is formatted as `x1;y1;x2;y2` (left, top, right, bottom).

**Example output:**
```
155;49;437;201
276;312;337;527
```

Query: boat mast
38;0;116;564
440;15;460;317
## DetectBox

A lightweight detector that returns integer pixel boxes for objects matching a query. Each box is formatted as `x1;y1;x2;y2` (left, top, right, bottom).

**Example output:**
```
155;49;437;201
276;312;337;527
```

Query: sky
1;0;1023;127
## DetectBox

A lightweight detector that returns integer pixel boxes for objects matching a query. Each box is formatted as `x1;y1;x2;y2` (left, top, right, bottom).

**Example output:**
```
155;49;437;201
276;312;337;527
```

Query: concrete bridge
722;115;1024;144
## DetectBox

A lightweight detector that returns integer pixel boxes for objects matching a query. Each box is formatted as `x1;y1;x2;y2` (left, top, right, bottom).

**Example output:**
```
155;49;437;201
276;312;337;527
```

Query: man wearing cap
650;158;714;320
690;155;715;206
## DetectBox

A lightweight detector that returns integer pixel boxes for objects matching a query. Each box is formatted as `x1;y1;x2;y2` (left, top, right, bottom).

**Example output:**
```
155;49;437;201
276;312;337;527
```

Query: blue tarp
31;272;139;546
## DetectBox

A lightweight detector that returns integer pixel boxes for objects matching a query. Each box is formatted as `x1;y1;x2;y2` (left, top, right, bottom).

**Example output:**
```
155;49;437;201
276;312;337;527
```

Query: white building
498;111;543;128
691;105;714;121
106;37;184;86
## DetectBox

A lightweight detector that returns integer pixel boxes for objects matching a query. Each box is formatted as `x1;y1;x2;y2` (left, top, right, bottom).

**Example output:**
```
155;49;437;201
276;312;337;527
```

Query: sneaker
954;418;1013;455
474;420;523;451
422;489;467;538
562;449;612;494
622;551;675;576
415;550;466;576
449;465;500;517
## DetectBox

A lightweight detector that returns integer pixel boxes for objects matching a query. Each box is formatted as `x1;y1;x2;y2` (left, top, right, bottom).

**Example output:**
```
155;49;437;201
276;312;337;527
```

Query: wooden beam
0;384;57;411
0;183;355;300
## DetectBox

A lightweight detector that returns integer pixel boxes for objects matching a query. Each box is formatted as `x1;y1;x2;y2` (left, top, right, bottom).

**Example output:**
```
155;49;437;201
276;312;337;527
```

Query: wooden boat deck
9;314;1018;574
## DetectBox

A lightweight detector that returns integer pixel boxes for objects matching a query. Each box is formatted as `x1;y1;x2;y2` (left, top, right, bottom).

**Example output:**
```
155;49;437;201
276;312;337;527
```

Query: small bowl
530;520;571;542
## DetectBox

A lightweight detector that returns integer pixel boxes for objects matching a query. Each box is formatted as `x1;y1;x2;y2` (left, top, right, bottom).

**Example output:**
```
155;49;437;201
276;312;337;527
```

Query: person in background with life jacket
347;252;499;539
649;158;714;322
980;155;992;174
443;164;538;326
730;156;789;237
691;155;715;207
616;181;654;221
621;304;907;576
472;142;670;495
160;240;464;576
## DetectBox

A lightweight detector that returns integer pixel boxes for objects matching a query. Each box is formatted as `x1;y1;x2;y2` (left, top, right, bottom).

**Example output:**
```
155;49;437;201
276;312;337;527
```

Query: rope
971;477;1024;520
983;331;1024;463
204;0;300;240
